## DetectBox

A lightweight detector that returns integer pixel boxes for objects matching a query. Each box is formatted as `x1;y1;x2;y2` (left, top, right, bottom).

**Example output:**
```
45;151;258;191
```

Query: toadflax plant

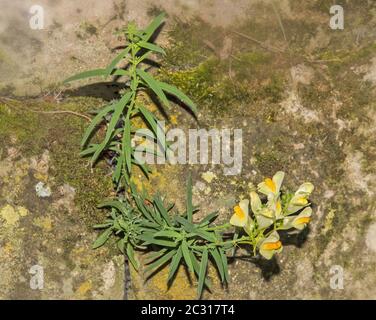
64;13;316;300
64;13;196;189
93;171;314;298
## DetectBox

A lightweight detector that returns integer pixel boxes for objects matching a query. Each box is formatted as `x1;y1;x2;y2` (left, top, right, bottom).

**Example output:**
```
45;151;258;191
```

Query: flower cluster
230;171;314;259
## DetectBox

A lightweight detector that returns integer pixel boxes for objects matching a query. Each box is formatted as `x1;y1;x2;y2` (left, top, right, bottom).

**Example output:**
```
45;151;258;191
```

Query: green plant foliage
64;13;197;189
93;171;314;298
135;180;230;298
65;14;315;300
92;198;144;270
93;177;230;298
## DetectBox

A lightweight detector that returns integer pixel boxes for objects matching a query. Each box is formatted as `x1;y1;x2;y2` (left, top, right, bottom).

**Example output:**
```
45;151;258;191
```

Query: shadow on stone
64;81;126;101
231;227;310;281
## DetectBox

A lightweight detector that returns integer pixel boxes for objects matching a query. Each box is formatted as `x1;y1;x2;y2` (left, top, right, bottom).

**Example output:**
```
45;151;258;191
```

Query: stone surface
1;0;376;300
0;98;124;299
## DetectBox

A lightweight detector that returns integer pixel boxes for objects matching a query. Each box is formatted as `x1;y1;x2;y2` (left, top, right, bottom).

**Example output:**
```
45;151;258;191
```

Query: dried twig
231;30;285;53
0;97;92;122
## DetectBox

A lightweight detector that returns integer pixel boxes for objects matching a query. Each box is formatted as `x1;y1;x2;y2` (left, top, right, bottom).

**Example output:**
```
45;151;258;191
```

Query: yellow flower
291;196;308;206
230;199;249;228
259;231;283;260
230;199;255;235
250;191;262;214
287;182;314;214
292;207;312;230
258;171;285;198
250;191;275;229
282;207;312;230
267;198;283;220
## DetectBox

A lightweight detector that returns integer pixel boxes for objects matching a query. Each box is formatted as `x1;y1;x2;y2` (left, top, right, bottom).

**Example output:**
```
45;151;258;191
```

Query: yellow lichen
76;280;92;296
201;171;217;183
33;217;53;231
0;205;20;226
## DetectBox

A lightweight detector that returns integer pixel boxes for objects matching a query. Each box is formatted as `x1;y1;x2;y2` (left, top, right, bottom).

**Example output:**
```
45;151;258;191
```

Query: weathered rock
1;0;376;300
0;98;124;299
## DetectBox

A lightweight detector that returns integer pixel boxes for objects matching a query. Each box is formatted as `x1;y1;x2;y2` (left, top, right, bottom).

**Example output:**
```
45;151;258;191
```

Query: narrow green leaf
138;234;177;247
126;243;139;270
91;92;132;164
138;41;165;55
154;196;172;226
133;194;157;224
137;51;152;63
113;154;124;185
136;69;169;107
141;221;159;229
142;13;165;41
158;81;197;114
93;222;113;229
98;200;128;216
194;229;217;242
197;249;208;299
199;212;218;226
145;249;176;274
153;230;181;239
175;216;195;233
117;238;125;254
189;250;212;289
63;68;107;83
168;247;182;283
137;107;167;159
210;248;225;283
92;228;113;249
81;103;115;147
145;248;167;264
231;229;239;257
181;240;194;273
138;105;157;130
123;115;132;173
80;144;97;157
220;249;229;283
106;47;130;76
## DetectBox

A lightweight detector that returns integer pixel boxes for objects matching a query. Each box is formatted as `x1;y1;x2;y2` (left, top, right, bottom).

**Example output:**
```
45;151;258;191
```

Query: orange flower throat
296;217;311;225
262;240;282;251
234;206;245;219
265;178;276;193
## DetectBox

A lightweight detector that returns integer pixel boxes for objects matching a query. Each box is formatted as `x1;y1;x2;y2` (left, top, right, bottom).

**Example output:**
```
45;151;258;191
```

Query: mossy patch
0;97;113;227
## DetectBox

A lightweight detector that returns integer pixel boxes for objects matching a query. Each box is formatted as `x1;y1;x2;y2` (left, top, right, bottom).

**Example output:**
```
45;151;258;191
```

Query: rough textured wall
1;0;376;299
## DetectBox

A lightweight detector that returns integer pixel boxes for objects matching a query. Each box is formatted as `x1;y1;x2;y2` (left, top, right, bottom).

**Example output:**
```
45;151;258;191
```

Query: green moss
161;17;290;116
259;74;286;103
164;19;222;68
232;51;272;81
160;57;250;114
317;43;376;75
0;97;112;227
0;102;45;156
